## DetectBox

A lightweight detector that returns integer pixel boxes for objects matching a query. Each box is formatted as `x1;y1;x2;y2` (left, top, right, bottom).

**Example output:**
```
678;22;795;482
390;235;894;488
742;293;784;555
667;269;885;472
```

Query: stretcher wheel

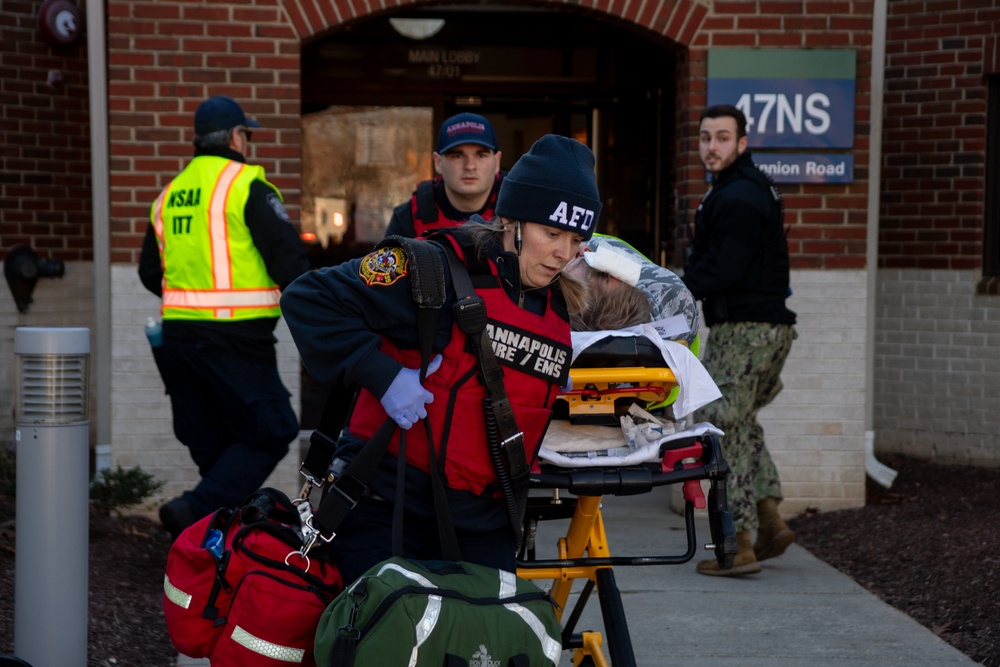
711;508;737;568
707;481;738;569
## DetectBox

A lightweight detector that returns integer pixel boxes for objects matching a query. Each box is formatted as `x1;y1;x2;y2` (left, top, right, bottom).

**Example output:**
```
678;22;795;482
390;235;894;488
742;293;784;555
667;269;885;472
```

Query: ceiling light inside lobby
389;18;445;40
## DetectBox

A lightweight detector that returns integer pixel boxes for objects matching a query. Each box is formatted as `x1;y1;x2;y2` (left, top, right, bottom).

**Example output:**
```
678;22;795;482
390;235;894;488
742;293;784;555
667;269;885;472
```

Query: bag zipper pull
347;583;368;628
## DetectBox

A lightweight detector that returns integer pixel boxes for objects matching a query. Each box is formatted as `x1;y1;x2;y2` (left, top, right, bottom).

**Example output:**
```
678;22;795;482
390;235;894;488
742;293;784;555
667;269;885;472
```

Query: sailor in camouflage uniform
683;104;798;576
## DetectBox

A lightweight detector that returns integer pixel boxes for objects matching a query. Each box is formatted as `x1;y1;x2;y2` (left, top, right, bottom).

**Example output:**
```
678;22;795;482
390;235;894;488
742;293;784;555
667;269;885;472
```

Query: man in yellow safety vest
139;95;310;541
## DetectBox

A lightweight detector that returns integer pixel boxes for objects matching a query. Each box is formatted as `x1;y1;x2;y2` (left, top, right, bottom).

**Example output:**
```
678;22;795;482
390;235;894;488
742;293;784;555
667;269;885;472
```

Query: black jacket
682;150;796;327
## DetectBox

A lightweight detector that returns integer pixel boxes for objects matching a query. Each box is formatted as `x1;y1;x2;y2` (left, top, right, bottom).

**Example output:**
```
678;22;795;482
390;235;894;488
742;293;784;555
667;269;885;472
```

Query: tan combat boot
754;496;796;561
695;529;762;576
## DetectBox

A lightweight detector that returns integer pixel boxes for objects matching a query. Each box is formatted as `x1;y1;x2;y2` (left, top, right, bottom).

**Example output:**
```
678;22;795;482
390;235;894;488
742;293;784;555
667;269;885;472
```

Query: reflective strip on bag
231;626;305;663
498;570;562;664
502;601;563;664
498;569;517;598
413;593;443;653
378;561;440;665
376;560;435;587
163;574;193;610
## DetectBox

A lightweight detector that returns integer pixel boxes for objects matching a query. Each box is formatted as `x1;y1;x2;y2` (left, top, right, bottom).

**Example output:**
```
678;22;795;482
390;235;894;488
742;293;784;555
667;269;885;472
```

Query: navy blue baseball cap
436;112;498;153
194;96;260;135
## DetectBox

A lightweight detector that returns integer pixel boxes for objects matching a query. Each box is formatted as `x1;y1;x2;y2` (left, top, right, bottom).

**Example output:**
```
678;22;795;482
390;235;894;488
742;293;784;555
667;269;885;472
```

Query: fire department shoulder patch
359;246;408;286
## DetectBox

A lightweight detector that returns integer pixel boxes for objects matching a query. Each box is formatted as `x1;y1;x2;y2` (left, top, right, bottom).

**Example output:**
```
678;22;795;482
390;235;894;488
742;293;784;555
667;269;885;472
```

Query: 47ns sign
708;50;856;150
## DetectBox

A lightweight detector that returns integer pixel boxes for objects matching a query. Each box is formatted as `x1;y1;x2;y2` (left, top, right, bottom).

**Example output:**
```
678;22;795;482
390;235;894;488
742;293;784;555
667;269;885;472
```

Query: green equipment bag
314;556;563;667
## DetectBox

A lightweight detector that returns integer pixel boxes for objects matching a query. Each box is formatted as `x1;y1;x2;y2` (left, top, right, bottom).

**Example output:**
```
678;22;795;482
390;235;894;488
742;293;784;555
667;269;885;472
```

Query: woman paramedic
280;134;602;583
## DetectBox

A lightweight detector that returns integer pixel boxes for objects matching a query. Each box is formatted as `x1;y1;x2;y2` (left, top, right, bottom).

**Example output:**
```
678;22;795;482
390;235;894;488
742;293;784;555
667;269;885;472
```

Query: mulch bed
0;502;176;667
789;454;1000;667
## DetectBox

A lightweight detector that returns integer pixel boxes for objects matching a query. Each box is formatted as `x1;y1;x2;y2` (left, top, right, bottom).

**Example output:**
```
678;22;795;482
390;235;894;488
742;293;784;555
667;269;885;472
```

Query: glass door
300;105;435;267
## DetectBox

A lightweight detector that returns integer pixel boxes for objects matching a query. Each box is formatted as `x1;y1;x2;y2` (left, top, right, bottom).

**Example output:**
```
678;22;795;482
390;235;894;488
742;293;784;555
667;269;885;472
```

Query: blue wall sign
707;50;856;183
708;78;855;149
752;153;854;184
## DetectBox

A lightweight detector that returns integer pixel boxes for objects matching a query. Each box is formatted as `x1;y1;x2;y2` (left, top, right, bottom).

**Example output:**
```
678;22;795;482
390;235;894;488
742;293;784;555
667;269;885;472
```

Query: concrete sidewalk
177;485;975;667
536;486;976;667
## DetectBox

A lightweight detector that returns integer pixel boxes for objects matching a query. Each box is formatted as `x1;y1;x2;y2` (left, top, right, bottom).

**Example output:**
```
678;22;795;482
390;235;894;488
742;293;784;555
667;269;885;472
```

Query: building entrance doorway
299;5;680;263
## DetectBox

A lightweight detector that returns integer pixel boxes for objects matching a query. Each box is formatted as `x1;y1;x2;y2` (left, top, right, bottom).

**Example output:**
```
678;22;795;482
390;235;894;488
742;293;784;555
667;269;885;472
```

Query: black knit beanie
494;134;601;240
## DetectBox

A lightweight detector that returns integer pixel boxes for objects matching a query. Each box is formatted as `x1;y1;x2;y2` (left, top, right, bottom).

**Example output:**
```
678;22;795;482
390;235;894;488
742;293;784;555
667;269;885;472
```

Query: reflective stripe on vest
151;158;281;321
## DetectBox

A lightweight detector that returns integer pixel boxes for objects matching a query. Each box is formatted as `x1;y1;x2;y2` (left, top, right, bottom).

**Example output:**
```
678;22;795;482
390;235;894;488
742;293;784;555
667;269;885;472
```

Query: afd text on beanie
494;134;601;241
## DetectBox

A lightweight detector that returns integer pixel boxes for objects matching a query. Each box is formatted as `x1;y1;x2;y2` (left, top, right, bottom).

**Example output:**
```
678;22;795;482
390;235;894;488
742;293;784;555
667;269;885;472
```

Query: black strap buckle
501;430;528;480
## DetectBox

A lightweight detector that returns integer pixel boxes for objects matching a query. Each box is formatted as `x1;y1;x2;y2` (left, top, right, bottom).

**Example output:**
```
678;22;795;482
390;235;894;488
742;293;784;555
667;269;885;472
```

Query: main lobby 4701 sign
408;49;481;79
708;50;856;183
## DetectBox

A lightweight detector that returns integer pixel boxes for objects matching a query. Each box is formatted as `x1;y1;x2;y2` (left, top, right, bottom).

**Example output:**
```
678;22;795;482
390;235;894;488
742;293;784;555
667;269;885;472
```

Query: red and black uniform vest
347;234;571;497
410;176;501;238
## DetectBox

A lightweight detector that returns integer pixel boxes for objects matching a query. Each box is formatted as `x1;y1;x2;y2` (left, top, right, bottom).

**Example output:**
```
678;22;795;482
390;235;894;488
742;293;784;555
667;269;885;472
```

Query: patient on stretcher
540;239;722;467
567;234;700;347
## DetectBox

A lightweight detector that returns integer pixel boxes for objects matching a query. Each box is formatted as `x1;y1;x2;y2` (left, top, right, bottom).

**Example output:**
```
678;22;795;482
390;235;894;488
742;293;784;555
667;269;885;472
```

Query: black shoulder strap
301;387;355;488
440;243;528;547
414;179;439;225
381;233;475;561
442;245;528;479
380;234;448;373
379;235;461;561
310;237;447;537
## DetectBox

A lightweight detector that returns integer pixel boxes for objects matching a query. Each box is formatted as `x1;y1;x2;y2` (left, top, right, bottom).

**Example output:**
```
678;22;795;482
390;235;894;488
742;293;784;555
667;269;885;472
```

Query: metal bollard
13;327;90;667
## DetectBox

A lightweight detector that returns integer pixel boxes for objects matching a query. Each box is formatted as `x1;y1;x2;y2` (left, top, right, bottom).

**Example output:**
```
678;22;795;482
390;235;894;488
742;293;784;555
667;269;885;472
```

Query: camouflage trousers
694;321;797;532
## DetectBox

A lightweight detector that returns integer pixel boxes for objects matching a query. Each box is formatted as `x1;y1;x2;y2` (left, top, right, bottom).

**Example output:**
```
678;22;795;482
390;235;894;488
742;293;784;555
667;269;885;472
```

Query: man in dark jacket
138;95;310;540
384;112;503;238
682;104;798;576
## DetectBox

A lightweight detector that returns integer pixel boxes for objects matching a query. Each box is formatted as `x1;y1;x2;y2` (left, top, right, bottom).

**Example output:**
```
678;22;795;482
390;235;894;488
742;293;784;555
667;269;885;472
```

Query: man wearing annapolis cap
385;112;504;238
138;95;310;541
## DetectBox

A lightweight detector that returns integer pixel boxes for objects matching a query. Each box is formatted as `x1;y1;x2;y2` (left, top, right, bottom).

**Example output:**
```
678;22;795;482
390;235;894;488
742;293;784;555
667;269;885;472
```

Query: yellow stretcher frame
516;353;735;667
562;367;677;419
565;329;698;417
517;494;613;667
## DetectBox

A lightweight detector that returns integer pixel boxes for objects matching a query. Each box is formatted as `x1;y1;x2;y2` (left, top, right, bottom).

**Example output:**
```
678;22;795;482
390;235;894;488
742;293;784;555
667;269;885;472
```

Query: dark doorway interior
301;5;679;260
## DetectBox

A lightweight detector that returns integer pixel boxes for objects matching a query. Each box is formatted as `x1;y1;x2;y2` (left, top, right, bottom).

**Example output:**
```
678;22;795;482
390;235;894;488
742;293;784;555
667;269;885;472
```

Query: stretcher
516;332;738;667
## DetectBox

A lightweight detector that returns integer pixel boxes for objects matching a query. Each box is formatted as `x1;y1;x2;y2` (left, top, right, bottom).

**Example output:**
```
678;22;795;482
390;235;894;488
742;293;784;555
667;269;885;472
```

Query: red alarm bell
38;0;83;48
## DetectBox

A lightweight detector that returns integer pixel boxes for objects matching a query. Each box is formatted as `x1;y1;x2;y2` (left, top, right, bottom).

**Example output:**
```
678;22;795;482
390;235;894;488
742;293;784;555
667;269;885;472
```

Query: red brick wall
880;1;998;270
97;0;872;271
283;0;874;271
107;0;301;263
673;1;875;271
0;0;92;262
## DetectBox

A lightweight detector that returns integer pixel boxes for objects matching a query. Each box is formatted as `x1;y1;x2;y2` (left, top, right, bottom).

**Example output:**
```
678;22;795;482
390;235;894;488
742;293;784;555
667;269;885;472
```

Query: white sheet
538;422;725;467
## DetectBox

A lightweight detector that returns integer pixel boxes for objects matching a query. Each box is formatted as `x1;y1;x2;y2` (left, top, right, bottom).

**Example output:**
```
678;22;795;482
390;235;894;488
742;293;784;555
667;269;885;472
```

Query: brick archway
110;1;708;261
109;0;874;272
281;0;709;46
